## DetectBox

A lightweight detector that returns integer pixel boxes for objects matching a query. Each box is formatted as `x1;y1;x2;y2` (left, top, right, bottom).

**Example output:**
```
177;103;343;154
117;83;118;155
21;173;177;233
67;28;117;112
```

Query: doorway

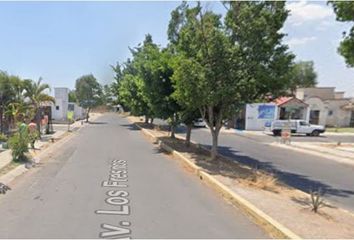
309;110;320;125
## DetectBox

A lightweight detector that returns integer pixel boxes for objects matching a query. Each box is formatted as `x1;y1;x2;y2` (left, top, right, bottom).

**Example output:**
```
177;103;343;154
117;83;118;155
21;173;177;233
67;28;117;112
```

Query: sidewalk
0;113;102;182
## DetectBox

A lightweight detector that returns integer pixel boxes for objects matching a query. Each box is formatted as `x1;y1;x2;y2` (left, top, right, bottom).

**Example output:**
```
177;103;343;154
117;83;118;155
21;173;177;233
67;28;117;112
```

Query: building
296;87;354;127
51;88;85;122
244;97;309;130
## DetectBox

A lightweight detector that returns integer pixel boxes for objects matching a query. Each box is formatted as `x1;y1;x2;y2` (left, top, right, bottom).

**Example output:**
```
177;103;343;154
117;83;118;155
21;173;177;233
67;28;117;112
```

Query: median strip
126;115;354;239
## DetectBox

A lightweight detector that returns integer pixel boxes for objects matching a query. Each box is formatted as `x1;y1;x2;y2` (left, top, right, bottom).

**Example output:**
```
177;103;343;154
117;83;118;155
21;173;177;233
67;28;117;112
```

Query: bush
0;133;8;142
8;131;30;162
28;131;39;148
310;188;326;213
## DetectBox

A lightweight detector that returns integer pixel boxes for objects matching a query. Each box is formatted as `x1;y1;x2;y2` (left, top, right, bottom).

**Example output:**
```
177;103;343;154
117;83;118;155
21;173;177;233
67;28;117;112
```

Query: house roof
273;96;308;107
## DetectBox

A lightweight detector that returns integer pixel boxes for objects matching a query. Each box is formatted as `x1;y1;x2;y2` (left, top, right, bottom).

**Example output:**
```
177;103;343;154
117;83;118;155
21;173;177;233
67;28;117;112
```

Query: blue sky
0;1;353;97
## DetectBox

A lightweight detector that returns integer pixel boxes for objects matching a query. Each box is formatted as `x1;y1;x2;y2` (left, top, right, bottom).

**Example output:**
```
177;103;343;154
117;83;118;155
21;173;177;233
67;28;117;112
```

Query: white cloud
286;36;317;47
286;0;334;26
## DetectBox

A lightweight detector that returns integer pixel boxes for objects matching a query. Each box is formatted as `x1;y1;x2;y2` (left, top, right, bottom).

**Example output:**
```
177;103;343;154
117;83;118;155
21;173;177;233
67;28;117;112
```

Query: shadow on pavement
120;123;143;131
88;121;108;125
123;120;354;202
204;144;354;199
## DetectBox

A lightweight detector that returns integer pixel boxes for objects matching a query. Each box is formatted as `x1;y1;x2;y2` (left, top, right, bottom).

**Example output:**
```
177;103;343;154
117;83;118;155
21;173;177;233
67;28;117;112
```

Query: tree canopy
329;1;354;67
168;2;293;159
75;74;102;121
289;61;317;94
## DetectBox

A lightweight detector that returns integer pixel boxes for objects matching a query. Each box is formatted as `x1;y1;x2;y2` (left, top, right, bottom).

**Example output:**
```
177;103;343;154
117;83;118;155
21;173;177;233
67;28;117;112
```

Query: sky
0;1;353;97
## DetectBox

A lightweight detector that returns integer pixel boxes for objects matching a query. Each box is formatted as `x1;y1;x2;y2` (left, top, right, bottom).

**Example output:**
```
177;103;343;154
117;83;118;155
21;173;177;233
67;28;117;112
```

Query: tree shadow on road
123;120;354;201
205;144;354;199
119;123;141;131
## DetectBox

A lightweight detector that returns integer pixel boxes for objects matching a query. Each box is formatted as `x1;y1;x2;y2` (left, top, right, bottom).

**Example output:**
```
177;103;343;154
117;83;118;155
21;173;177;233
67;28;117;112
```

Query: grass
326;127;354;133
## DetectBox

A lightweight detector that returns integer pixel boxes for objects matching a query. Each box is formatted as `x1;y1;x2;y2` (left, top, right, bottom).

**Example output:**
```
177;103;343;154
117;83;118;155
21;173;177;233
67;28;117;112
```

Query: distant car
266;120;325;136
193;118;206;128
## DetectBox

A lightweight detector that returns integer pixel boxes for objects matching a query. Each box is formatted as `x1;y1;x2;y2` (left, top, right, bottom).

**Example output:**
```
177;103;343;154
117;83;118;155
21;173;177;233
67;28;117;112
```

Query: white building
51;88;85;122
245;97;309;131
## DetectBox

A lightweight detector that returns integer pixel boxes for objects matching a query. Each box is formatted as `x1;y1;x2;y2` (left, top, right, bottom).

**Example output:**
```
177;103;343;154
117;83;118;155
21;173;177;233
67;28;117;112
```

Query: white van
266;120;325;136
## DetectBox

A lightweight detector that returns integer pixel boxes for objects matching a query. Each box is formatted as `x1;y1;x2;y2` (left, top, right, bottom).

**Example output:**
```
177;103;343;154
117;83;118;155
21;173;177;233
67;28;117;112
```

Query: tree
23;77;55;135
75;74;102;122
224;1;295;100
68;90;77;103
101;84;114;106
329;1;354;67
111;62;124;106
133;35;181;137
289;61;317;94
169;2;293;160
0;71;16;133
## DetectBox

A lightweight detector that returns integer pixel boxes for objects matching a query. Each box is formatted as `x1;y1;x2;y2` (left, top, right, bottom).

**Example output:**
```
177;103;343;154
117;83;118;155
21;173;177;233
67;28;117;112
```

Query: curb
132;121;301;239
0;120;86;186
0;165;28;185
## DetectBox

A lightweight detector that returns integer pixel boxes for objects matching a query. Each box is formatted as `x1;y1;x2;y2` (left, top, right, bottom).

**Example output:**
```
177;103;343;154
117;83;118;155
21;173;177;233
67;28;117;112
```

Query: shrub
0;133;8;142
310;188;325;213
28;131;39;149
8;131;30;162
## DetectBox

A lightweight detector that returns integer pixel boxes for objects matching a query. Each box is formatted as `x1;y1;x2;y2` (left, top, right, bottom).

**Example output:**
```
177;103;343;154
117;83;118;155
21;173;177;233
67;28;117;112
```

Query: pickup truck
266;120;326;136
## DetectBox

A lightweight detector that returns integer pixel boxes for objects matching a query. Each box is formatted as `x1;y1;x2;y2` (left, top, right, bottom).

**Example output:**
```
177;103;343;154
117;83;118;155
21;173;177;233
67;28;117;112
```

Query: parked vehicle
267;120;325;136
193;118;206;128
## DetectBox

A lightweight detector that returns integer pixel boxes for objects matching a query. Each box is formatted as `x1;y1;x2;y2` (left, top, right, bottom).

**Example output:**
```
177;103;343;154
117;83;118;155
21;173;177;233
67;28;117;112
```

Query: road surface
183;127;354;212
0;113;267;239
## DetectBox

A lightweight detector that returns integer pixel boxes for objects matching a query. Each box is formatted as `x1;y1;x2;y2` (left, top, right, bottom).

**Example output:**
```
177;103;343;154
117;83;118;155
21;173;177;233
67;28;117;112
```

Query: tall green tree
0;71;17;133
289;61;317;94
329;1;354;67
224;1;294;100
68;90;77;103
75;74;102;122
134;35;181;137
169;2;293;160
23;77;55;134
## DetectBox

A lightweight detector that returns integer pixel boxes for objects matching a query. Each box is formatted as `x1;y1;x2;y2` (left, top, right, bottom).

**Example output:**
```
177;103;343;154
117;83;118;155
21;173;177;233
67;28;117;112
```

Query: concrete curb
0;118;91;186
133;121;301;239
0;165;28;185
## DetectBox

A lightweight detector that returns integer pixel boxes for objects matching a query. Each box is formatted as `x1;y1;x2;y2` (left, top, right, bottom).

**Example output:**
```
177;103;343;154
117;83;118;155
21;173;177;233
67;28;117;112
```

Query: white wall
245;103;277;130
52;88;69;121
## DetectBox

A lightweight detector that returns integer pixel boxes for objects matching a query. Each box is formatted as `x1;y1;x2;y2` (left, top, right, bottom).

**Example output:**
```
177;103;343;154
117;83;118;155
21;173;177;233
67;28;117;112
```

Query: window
328;110;333;116
56;106;60;110
300;121;309;126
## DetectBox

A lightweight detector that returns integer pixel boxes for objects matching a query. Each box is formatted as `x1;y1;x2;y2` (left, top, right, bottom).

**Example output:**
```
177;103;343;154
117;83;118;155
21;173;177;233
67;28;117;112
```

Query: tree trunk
35;107;42;139
210;129;219;160
170;124;176;139
150;118;154;124
144;116;149;124
86;108;90;122
185;124;193;147
0;107;3;134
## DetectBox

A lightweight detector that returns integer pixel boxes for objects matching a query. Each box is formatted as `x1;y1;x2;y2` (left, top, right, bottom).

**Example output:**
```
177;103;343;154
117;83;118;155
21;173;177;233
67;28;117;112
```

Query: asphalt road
0;113;267;239
235;131;354;143
181;127;354;212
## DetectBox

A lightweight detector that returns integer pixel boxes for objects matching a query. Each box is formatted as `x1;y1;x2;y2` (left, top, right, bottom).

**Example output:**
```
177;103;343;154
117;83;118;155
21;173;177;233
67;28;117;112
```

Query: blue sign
258;105;275;119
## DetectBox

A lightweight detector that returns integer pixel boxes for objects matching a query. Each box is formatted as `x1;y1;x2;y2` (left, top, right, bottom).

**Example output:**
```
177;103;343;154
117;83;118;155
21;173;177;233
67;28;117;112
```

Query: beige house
296;87;354;127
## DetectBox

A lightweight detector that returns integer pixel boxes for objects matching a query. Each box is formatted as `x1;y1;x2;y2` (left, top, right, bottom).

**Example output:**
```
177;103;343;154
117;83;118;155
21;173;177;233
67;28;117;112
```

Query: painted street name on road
95;159;131;239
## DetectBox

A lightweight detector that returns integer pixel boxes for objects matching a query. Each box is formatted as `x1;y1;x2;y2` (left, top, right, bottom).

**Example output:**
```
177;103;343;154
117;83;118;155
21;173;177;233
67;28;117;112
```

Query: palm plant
23;78;55;135
5;102;28;129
